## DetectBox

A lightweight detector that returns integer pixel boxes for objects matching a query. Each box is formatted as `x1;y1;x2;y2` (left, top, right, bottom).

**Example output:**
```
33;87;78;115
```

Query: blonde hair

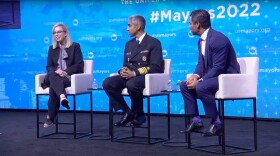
52;23;72;49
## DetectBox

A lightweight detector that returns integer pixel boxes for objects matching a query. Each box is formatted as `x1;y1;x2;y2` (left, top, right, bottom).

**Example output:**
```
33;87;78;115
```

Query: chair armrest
216;74;257;98
35;74;46;93
144;73;169;95
70;73;93;94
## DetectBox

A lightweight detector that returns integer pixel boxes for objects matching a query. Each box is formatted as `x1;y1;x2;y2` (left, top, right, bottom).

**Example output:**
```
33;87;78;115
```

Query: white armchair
187;57;259;154
111;59;172;144
35;60;94;139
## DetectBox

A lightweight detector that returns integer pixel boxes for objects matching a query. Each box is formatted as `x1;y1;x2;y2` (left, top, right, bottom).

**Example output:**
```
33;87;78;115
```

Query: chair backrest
237;57;259;84
84;60;93;74
164;59;171;76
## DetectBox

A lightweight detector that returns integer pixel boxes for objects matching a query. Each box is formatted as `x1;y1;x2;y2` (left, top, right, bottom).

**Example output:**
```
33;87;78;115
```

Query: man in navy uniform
103;15;164;127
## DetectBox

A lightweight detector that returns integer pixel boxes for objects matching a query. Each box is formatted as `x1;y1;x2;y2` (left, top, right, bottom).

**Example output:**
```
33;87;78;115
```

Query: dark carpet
0;110;280;156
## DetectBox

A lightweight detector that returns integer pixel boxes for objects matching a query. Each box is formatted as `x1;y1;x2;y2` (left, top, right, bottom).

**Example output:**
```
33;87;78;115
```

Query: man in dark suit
180;9;240;136
103;15;164;127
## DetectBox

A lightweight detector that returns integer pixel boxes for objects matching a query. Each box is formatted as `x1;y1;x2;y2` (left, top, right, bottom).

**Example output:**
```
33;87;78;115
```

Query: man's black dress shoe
180;121;204;133
130;115;146;127
114;113;134;126
203;124;222;137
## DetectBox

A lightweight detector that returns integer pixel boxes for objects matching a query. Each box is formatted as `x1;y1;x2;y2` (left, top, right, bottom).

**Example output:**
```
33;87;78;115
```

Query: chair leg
90;92;93;134
221;99;225;155
187;115;191;149
73;95;77;139
218;100;222;145
37;93;92;139
253;98;257;151
55;116;59;133
147;97;151;144
109;100;114;141
187;98;257;154
36;94;39;138
111;94;169;144
167;94;170;140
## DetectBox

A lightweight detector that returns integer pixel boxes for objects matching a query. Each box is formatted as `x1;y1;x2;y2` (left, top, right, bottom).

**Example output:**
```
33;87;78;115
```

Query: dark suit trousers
180;77;219;120
46;71;71;120
103;75;145;116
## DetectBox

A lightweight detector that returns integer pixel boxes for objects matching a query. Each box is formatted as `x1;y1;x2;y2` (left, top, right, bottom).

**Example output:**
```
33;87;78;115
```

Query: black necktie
136;39;140;46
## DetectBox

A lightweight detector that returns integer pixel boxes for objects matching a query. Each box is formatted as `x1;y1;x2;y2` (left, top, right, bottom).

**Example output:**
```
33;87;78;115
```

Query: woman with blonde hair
41;23;84;128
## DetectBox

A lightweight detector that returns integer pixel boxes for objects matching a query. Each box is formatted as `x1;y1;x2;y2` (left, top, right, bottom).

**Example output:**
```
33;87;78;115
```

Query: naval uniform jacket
121;34;164;75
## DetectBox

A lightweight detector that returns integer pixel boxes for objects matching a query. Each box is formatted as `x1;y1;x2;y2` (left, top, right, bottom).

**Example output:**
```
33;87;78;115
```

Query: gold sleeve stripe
138;67;148;75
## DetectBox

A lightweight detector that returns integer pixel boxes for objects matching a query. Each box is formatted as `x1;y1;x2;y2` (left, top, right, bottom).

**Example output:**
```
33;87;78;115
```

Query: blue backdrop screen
0;0;279;118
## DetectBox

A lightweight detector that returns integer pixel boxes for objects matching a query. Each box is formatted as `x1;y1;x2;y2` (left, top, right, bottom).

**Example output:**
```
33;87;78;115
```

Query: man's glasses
52;30;65;34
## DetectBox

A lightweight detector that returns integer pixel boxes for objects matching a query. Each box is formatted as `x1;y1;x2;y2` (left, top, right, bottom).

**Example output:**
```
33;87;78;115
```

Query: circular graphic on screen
73;19;79;26
88;51;94;59
44;37;49;44
249;46;257;55
111;33;117;42
162;49;168;57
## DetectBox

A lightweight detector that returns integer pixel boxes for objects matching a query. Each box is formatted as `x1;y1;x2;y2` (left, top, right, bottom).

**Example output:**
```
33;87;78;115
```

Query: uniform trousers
103;75;145;116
